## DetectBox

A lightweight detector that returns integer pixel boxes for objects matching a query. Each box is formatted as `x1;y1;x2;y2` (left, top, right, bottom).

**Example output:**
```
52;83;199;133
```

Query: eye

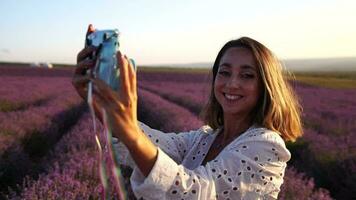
218;70;230;77
241;73;255;79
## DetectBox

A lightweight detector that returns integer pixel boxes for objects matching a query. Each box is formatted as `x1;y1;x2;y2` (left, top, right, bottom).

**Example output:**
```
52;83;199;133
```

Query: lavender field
1;66;355;199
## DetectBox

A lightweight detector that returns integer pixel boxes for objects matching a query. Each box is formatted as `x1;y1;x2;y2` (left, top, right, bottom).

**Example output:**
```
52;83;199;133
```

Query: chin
221;106;244;116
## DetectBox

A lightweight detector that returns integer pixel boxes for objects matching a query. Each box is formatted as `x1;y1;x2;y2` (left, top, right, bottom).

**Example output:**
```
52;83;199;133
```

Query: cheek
213;80;223;103
251;83;263;101
213;82;219;99
213;79;222;94
213;77;224;90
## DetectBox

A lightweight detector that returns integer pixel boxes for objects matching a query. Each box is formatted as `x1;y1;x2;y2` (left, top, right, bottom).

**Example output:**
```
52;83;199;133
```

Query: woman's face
214;47;262;117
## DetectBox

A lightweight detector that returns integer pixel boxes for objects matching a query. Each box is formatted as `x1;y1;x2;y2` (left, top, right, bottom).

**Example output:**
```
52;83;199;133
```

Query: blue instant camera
86;28;121;91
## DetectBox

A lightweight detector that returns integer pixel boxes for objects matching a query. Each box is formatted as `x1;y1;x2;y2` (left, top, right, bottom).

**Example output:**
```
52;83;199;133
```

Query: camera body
86;28;120;91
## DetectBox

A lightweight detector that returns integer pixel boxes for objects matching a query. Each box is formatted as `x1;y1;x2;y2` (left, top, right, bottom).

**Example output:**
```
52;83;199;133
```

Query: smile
224;93;243;101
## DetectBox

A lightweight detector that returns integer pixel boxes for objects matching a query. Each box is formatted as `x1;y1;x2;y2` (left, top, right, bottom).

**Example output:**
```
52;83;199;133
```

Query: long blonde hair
201;37;303;142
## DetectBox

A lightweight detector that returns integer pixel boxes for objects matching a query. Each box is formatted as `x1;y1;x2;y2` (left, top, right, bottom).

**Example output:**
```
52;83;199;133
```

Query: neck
221;113;253;142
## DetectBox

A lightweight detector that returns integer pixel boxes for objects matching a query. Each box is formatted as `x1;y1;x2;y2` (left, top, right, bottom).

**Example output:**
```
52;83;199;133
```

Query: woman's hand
72;24;157;177
91;52;158;177
91;52;140;144
72;46;96;99
72;24;96;101
72;44;106;122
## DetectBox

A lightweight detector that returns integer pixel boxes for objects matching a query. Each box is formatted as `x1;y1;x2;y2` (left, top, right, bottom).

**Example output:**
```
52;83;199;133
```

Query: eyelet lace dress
113;122;290;200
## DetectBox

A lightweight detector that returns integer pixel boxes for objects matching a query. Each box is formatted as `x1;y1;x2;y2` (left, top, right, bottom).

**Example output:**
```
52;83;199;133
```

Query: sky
0;0;355;65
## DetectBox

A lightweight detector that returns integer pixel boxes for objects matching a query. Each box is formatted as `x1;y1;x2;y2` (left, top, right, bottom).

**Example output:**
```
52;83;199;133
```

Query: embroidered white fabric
113;122;290;200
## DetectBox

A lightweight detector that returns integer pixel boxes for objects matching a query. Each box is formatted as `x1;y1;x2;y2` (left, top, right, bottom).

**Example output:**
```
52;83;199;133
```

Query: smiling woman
203;38;303;142
72;36;303;199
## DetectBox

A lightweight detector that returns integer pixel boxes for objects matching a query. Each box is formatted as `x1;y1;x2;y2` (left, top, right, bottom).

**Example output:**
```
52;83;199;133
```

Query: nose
226;75;241;89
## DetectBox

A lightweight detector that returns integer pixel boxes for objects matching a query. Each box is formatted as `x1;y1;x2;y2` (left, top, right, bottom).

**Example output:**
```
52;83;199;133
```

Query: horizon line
1;56;356;67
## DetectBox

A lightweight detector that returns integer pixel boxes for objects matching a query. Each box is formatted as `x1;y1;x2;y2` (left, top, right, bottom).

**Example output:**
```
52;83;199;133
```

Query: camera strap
87;81;127;200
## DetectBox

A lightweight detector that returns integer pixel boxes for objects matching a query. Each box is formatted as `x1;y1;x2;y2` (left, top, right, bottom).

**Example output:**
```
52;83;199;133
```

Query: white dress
114;122;290;200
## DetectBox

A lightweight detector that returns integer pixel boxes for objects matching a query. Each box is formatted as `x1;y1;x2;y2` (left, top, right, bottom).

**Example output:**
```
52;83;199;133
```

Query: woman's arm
113;121;205;170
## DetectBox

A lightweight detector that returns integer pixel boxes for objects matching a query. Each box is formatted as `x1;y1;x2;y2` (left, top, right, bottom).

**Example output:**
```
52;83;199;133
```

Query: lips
224;93;243;101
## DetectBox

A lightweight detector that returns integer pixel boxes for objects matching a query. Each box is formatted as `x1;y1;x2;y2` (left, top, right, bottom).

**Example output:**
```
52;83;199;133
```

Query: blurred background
0;0;355;199
0;0;355;69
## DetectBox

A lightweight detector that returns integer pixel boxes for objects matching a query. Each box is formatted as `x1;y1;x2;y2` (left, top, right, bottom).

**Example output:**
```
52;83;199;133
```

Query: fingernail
130;58;136;68
88;24;95;33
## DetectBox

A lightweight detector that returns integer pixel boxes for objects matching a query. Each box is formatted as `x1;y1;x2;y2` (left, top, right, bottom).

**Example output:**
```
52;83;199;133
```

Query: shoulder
243;127;286;145
231;127;291;162
222;127;290;198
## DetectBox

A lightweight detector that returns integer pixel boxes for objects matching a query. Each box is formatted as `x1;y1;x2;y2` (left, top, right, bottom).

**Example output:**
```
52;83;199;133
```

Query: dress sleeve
112;121;203;167
130;128;291;200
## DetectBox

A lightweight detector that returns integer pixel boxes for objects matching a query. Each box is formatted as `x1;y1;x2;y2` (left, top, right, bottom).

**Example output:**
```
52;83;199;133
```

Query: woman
73;37;302;199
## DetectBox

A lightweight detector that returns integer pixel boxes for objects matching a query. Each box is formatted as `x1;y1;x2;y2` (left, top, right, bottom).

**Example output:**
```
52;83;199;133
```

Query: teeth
225;94;242;100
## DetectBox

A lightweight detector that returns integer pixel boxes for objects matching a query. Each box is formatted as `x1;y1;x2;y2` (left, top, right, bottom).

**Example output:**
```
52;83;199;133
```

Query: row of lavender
0;67;86;197
6;113;102;199
288;82;356;200
0;76;83;153
138;71;356;199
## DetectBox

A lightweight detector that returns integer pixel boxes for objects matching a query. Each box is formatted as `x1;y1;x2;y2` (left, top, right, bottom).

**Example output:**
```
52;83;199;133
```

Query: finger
77;46;97;63
127;58;137;94
75;59;95;75
92;78;127;114
92;93;107;117
118;52;130;95
92;78;117;103
72;75;90;86
85;24;96;47
71;75;90;100
92;83;126;120
91;96;104;123
92;86;110;109
93;92;125;127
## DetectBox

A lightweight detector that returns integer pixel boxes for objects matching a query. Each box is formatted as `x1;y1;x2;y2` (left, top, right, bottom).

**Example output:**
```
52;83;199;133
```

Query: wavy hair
201;37;303;142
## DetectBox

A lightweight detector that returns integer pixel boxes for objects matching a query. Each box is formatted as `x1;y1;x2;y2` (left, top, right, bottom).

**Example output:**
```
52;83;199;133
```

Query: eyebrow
219;63;257;71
